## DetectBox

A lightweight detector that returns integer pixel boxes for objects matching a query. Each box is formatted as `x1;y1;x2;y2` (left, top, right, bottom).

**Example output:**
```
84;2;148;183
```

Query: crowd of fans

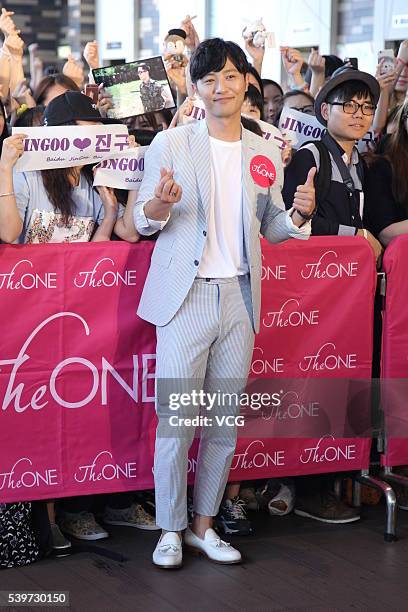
1;6;408;569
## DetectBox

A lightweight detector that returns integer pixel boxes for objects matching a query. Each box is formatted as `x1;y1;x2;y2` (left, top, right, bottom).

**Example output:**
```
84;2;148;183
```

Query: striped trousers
154;275;255;531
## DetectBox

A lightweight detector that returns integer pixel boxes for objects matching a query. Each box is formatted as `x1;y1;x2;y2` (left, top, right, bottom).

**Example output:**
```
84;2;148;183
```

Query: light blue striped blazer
133;120;309;333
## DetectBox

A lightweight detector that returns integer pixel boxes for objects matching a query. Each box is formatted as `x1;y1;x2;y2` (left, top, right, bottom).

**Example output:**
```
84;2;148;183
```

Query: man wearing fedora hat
283;67;383;524
283;66;383;265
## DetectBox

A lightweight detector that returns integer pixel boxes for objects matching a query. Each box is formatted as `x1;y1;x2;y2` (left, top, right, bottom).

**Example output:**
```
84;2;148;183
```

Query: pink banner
381;235;408;466
0;238;376;502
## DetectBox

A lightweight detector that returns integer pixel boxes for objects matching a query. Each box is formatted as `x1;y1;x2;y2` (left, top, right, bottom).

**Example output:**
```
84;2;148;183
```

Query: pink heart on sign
73;137;92;151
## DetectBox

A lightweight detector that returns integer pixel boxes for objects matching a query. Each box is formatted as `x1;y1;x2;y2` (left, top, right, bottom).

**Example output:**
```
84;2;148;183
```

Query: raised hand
181;14;200;52
83;40;100;70
4;32;24;55
0;8;18;36
154;167;182;204
0;134;26;168
166;62;187;94
308;48;325;74
293;166;316;220
375;59;397;93
12;80;35;107
281;46;304;76
62;54;85;89
98;84;113;116
95;185;119;215
244;37;265;64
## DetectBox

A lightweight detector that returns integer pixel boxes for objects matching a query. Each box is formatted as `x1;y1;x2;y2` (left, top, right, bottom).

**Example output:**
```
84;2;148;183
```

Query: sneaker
215;496;253;535
104;503;160;530
256;479;295;516
50;524;71;551
294;491;360;524
60;511;109;540
135;490;156;517
240;487;259;511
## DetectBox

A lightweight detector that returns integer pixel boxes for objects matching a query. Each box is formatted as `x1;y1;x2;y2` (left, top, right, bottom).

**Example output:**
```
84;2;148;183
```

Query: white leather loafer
184;527;241;564
152;532;183;569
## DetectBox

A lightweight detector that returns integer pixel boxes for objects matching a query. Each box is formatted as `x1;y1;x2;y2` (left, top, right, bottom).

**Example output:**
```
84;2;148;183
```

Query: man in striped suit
133;38;316;568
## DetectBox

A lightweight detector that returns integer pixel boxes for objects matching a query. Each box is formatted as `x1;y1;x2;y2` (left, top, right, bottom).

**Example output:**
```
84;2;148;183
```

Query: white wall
96;0;335;77
208;0;333;82
96;0;136;63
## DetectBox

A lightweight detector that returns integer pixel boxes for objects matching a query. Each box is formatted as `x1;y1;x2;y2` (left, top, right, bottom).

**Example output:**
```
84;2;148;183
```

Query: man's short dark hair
189;38;249;83
327;80;374;104
138;64;149;72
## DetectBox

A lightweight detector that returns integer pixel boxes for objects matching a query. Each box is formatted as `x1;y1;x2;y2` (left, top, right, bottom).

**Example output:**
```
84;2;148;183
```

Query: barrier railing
0;236;378;505
379;236;408;491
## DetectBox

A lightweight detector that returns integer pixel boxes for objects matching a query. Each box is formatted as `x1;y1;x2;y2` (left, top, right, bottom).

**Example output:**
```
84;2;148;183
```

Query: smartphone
378;49;395;75
84;84;99;105
344;57;358;70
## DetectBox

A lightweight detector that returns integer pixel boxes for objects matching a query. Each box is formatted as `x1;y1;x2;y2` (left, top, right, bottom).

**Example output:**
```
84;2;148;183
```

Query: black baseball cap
167;28;187;39
315;67;380;126
43;91;121;126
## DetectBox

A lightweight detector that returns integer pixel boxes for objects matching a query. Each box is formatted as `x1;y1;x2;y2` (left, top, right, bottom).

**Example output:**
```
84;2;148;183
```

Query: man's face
138;67;150;83
321;94;374;141
193;58;248;119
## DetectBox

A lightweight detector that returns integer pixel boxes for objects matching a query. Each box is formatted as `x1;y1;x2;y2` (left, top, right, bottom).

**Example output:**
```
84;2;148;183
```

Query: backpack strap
356;153;366;188
300;140;331;208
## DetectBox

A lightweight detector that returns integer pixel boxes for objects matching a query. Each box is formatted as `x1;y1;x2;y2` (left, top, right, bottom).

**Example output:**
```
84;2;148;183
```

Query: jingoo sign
93;146;148;190
12;124;129;172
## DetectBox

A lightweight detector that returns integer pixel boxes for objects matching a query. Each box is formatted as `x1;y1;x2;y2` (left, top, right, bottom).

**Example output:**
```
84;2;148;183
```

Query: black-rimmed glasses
329;101;376;116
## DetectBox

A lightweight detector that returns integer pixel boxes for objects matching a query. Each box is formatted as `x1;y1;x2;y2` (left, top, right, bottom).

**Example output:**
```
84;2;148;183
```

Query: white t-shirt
198;137;248;278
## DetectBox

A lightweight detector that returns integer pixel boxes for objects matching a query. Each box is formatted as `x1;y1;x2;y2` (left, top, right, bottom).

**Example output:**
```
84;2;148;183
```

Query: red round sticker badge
250;155;276;188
